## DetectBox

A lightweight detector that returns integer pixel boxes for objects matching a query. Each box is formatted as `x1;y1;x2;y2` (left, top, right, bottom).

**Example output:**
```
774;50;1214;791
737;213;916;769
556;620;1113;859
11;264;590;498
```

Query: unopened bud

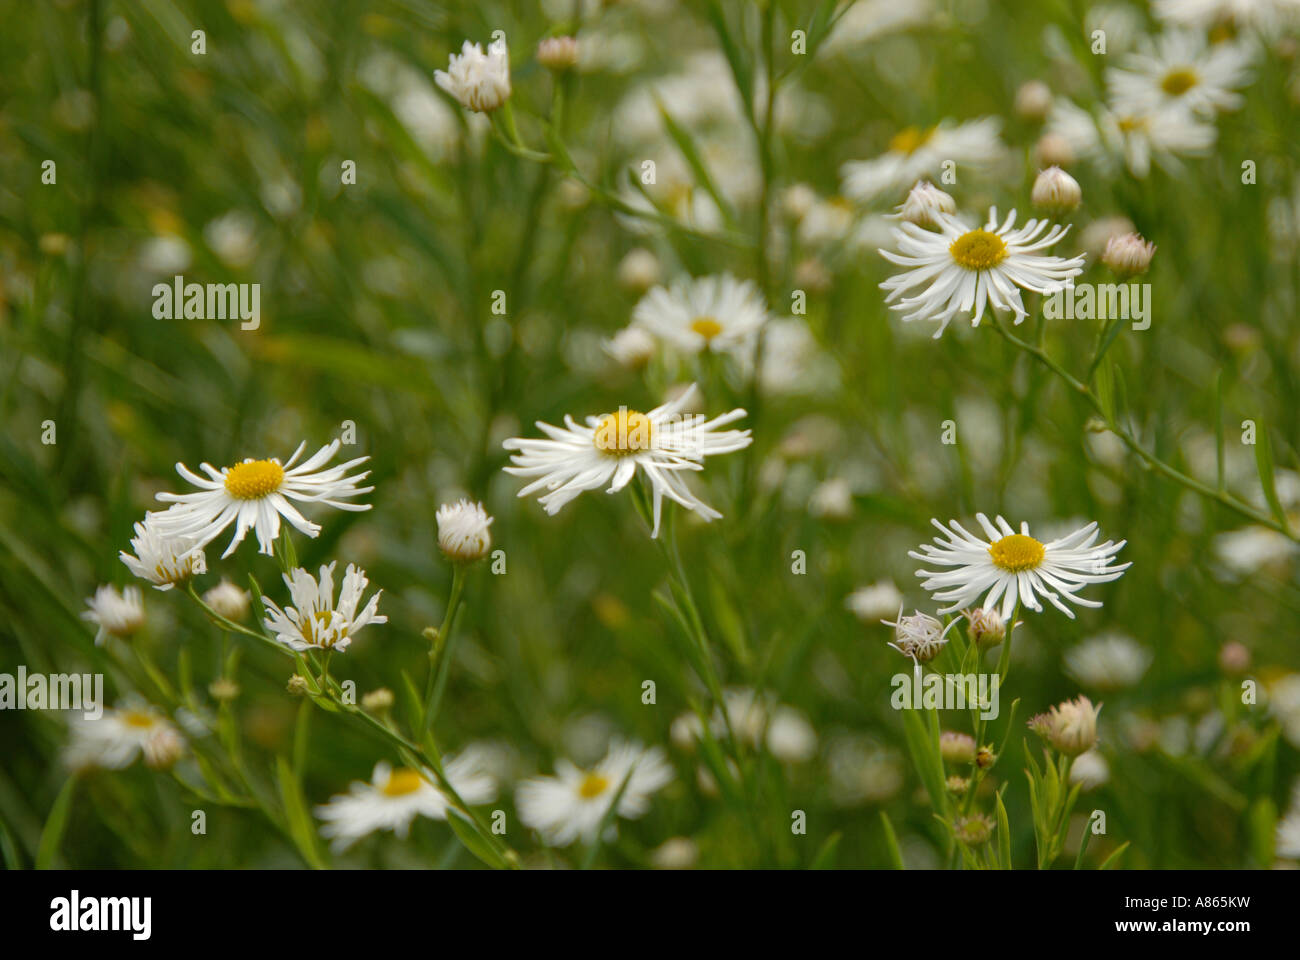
1031;166;1082;215
1101;232;1156;279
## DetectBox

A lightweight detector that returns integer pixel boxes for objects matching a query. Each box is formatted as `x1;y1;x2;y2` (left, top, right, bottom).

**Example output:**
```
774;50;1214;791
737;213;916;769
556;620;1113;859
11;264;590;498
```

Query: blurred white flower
315;751;497;851
502;383;752;537
151;440;373;558
65;704;183;772
1213;525;1299;578
911;514;1130;620
516;739;673;846
632;274;768;359
845;581;904;622
841;118;1003;203
603;326;657;368
879;207;1085;337
82;585;145;645
203;579;250;621
1152;0;1300;33
1046;97;1215;179
435;38;511;112
262;562;386;653
1107;29;1253;117
1065;632;1152;690
809;477;854;519
1069;749;1110;790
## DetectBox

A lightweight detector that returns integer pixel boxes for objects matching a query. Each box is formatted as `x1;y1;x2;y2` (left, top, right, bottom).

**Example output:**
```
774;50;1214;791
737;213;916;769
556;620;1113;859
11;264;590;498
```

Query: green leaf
901;704;947;818
879;812;905;870
36;778;76;869
1098;841;1131;870
1253;424;1290;531
1214;370;1226;492
810;831;843;869
275;756;326;869
446;809;509;870
996;788;1012;870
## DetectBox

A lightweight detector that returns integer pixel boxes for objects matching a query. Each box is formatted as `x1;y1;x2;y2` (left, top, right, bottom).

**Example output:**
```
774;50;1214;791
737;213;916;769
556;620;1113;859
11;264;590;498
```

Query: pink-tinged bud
536;36;578;71
940;731;976;764
1031;166;1082;215
1101;232;1156;279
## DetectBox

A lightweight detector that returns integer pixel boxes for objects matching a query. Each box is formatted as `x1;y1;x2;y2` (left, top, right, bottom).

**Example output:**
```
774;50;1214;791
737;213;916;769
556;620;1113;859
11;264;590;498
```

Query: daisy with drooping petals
501;383;752;537
435;38;511;112
119;514;204;590
315;749;498;851
910;514;1131;620
1106;29;1253;118
151;440;372;558
515;739;674;847
840;117;1004;203
631;274;769;359
82;585;145;645
261;562;386;653
879;207;1085;337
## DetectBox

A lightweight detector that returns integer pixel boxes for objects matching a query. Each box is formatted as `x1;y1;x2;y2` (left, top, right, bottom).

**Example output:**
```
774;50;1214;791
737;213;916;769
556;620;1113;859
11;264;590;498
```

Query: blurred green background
1;0;1299;868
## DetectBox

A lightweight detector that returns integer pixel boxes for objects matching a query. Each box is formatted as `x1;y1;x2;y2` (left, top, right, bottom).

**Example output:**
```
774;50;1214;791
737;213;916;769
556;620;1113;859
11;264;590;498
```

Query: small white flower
1015;80;1054;121
315;750;497;851
1213;525;1299;578
845;580;904;622
881;606;958;662
435;38;511;112
879;206;1085;337
1153;0;1300;33
893;180;956;228
119;514;204;590
631;274;768;359
436;499;493;563
1046;97;1216;179
1065;632;1153;690
515;739;674;847
203;579;251;621
151;440;373;559
603;326;658;368
82;585;145;645
64;704;183;772
502;383;752;537
617;248;661;292
910;514;1130;620
262;562;386;653
841;118;1004;203
1106;29;1253;117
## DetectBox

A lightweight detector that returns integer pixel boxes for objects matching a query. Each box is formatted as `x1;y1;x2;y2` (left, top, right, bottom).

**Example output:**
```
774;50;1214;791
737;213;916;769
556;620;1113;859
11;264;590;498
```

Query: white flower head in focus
262;562;386;653
315;750;498;851
879;207;1085;337
631;274;769;359
435;38;511;112
515;739;674;847
119;514;204;590
436;499;493;563
911;515;1130;620
82;585;145;645
841;118;1003;204
151;440;373;558
501;383;753;537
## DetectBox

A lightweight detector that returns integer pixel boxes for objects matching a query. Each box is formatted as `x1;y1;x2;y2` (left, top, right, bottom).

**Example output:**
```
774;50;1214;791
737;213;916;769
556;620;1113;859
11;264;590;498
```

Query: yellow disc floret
1160;68;1199;96
578;772;610;799
889;126;935;155
690;317;724;341
224;459;285;499
121;710;157;729
593;410;653;456
949;229;1009;271
382;768;426;797
988;534;1046;573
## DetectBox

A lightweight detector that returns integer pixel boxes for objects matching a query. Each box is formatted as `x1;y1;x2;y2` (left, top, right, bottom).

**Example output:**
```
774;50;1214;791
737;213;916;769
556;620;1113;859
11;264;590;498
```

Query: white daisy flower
603;326;657;367
845;580;904;622
436;499;493;563
1064;632;1153;690
261;562;386;653
435;38;511;112
840;118;1003;204
151;440;373;558
64;704;184;772
315;750;498;851
501;383;752;537
878;207;1085;337
1106;29;1253;117
82;585;145;645
631;274;769;359
119;514;204;591
515;739;674;847
910;514;1131;620
1046;97;1216;179
1153;0;1300;33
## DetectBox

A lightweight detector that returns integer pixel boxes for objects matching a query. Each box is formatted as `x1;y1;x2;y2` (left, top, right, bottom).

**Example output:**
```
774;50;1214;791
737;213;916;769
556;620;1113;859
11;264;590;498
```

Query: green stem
423;566;466;738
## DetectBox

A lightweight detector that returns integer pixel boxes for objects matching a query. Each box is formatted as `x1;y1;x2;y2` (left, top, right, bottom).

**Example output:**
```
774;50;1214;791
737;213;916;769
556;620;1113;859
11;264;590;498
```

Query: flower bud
975;745;996;769
536;36;578;71
362;687;395;713
1218;642;1251;675
286;674;310;697
1015;81;1053;121
1046;695;1102;756
1034;132;1075;169
782;183;818;222
1101;232;1156;278
954;813;996;846
940;731;976;764
896;180;956;229
208;678;240;701
962;607;1006;648
882;608;956;662
204;578;250;621
436;499;494;563
617;247;661;293
946;775;970;794
1031;166;1082;215
604;326;657;368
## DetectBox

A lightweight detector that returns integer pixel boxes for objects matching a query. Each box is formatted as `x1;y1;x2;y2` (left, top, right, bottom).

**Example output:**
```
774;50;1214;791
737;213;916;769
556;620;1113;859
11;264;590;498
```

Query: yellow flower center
382;768;426;797
593;410;653;456
889;126;935;155
988;534;1046;573
690;317;724;340
1116;115;1148;133
224;459;285;500
1160;68;1199;96
121;710;156;729
578;772;610;799
949;229;1008;270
